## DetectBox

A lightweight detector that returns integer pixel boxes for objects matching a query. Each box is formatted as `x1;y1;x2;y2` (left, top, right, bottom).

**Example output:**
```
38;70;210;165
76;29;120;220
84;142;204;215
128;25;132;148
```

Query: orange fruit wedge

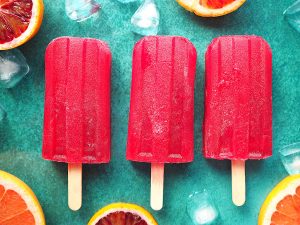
258;175;300;225
0;170;45;225
0;0;44;50
177;0;246;17
88;203;158;225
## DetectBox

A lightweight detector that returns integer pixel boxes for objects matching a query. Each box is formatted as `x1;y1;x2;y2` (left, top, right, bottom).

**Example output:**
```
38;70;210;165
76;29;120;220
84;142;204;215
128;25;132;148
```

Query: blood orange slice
177;0;246;17
0;0;44;50
88;203;158;225
258;175;300;225
0;170;45;225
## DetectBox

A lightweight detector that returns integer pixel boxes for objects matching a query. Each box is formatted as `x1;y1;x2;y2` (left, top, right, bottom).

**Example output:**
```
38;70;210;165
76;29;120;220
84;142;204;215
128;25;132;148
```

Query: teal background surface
0;0;300;224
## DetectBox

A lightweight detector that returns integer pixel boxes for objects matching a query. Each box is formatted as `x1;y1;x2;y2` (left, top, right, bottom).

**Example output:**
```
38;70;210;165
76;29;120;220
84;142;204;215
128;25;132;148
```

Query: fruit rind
258;175;300;225
0;170;46;225
88;202;158;225
177;0;246;17
176;0;197;12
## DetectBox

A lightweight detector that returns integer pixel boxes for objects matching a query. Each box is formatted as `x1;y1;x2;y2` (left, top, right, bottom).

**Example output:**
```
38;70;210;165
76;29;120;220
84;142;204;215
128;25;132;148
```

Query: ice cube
116;0;139;3
131;0;159;36
0;105;6;122
0;49;30;89
284;0;300;33
187;190;221;225
279;143;300;175
65;0;100;22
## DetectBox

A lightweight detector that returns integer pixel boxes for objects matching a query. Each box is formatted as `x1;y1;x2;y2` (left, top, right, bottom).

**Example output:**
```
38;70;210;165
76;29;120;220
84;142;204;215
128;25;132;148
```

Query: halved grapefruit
0;170;45;225
177;0;246;17
258;175;300;225
0;0;44;50
88;203;158;225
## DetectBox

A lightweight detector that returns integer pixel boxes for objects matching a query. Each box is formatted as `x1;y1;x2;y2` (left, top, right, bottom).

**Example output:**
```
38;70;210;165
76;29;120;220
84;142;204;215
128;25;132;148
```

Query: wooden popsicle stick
151;163;164;211
68;163;82;211
231;160;246;206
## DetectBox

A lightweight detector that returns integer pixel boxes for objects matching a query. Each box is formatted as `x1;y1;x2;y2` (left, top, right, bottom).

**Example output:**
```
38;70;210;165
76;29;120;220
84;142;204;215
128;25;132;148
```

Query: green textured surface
0;0;300;224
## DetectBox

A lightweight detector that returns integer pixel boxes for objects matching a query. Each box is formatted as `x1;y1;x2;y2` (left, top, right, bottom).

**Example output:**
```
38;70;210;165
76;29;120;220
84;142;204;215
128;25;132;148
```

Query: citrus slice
88;203;158;225
258;175;300;225
177;0;246;17
0;0;44;50
0;170;45;225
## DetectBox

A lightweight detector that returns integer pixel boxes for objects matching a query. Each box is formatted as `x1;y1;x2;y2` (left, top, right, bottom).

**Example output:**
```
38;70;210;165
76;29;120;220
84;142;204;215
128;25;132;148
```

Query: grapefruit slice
88;203;158;225
0;0;44;50
0;170;45;225
177;0;246;17
258;175;300;225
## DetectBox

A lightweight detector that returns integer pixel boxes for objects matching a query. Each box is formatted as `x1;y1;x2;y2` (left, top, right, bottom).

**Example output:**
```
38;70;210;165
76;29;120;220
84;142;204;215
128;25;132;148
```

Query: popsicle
203;35;272;206
42;37;111;210
126;36;197;210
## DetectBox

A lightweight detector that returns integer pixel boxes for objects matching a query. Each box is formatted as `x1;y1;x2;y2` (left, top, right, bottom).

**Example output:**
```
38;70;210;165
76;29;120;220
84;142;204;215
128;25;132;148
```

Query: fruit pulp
200;0;235;9
271;186;300;224
0;185;35;225
0;0;33;44
95;211;148;225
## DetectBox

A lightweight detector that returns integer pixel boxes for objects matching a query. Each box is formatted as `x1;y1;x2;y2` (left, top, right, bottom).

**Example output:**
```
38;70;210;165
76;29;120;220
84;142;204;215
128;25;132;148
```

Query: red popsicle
203;35;272;206
42;37;111;210
126;36;197;210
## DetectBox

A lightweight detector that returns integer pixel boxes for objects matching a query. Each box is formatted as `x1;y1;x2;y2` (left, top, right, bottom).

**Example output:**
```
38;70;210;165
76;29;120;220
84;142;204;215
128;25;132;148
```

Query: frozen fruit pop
126;36;197;210
42;37;111;210
203;35;272;206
